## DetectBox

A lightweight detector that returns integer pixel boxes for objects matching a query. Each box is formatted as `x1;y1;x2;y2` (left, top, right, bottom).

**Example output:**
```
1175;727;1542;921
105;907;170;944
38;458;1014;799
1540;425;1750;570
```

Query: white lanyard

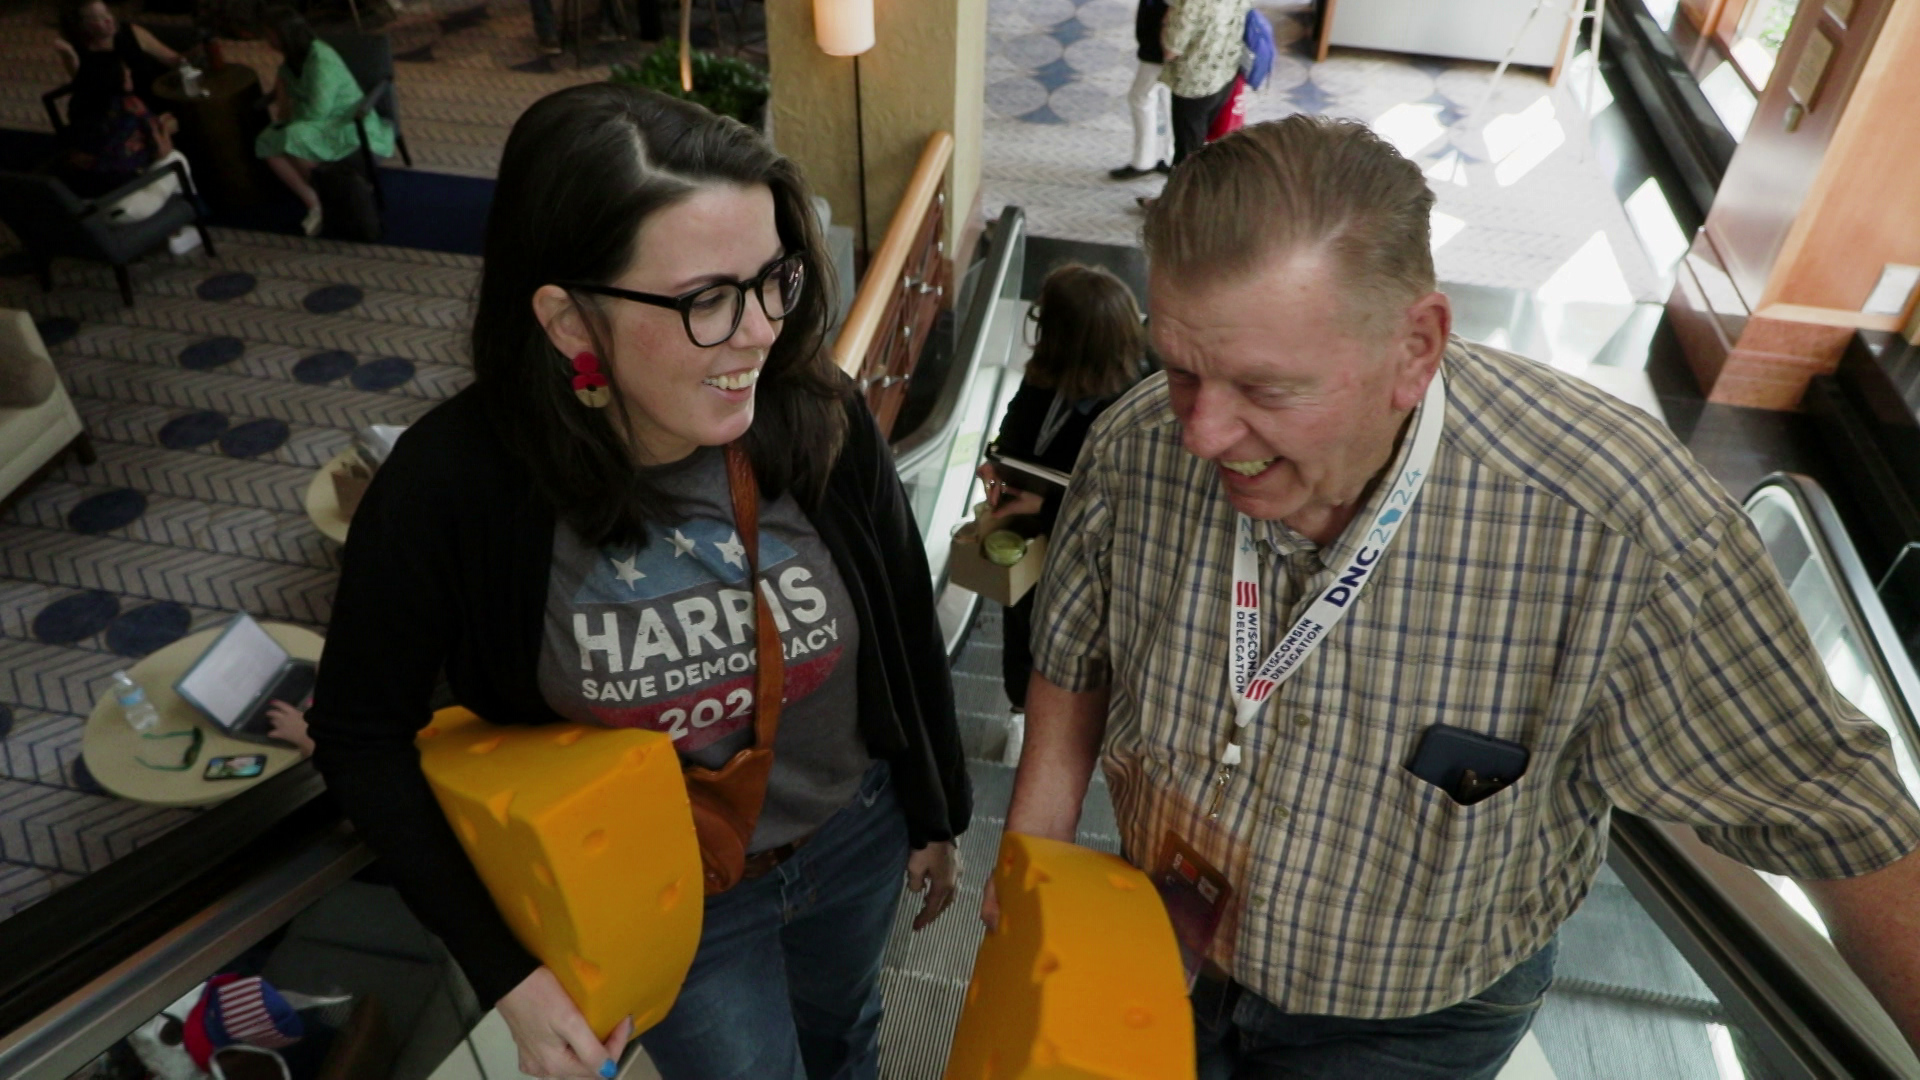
1035;393;1074;456
1206;369;1446;816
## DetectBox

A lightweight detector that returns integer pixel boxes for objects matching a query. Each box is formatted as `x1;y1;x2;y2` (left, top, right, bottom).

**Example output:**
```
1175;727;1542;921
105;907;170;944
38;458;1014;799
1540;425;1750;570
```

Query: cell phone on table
203;754;267;780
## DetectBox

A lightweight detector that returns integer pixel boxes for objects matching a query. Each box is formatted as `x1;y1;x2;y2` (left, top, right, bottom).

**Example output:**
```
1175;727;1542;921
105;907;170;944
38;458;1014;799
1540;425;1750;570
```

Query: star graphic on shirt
714;532;747;569
610;554;645;588
669;529;696;557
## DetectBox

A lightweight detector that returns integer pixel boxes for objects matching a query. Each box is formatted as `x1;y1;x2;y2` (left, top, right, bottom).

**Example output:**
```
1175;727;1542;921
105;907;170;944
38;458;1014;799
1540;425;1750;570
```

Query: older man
993;116;1920;1078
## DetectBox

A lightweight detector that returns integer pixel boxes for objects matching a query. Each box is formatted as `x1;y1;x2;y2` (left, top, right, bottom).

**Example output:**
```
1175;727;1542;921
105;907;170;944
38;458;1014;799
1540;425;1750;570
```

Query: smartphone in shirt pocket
1406;724;1530;806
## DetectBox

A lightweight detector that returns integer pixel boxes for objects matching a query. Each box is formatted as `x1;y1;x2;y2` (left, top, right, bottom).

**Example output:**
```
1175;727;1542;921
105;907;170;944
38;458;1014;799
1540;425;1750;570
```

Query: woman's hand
497;967;633;1079
988;489;1044;520
906;841;961;931
977;464;1043;517
976;463;1009;510
264;700;314;755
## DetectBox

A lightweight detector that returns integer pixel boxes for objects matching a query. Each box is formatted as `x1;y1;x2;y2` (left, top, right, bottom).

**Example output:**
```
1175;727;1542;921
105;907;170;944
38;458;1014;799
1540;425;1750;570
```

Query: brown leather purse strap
725;442;785;748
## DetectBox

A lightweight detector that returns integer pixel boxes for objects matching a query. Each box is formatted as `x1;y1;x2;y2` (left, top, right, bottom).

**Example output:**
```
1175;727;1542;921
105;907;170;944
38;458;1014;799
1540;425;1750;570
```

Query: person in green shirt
254;6;393;237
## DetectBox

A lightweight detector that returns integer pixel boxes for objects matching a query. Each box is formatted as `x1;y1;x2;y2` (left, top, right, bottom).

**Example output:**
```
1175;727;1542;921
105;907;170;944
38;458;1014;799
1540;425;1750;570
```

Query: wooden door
1704;0;1895;306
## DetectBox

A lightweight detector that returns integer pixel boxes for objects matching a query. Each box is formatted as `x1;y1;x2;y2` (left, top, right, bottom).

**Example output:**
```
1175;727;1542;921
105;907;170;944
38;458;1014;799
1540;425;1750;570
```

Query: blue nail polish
600;1060;618;1079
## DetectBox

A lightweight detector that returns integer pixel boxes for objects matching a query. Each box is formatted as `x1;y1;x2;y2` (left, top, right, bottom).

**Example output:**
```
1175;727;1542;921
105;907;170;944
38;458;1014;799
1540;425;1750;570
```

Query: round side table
304;448;358;544
81;622;322;807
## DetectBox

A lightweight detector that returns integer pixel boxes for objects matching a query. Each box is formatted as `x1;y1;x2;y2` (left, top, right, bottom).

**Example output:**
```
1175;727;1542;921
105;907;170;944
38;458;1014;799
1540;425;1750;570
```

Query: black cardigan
306;385;972;1007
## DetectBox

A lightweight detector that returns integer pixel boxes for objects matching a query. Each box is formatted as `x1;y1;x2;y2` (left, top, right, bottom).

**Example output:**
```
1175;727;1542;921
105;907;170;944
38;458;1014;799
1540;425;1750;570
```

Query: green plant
609;43;770;125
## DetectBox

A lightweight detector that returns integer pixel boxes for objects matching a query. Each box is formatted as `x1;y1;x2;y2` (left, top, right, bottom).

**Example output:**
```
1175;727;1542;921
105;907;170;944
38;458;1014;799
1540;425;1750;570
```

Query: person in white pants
1110;0;1172;180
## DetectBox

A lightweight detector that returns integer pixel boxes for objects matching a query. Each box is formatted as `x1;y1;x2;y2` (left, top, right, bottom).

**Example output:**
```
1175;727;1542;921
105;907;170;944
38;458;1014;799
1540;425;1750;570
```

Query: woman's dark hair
261;6;314;76
473;82;847;547
1024;264;1147;402
57;0;109;49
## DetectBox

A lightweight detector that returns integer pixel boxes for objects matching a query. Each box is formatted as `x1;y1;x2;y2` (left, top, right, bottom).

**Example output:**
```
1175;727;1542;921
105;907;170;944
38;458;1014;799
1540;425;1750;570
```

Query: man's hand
979;675;1112;931
906;841;961;931
497;966;632;1079
1800;847;1920;1052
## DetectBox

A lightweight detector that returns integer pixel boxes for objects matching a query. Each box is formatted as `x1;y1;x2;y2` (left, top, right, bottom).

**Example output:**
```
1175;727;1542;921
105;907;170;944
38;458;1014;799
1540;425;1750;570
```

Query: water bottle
111;670;160;733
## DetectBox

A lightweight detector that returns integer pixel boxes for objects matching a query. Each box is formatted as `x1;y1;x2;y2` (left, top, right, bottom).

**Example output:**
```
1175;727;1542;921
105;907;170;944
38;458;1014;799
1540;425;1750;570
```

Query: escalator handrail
892;207;1025;476
1747;471;1920;766
0;762;335;1031
0;824;369;1078
1612;813;1918;1079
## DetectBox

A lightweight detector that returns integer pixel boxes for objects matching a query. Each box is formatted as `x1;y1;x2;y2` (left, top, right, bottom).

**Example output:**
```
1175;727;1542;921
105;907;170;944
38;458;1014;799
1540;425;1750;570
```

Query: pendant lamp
679;0;693;90
814;0;874;56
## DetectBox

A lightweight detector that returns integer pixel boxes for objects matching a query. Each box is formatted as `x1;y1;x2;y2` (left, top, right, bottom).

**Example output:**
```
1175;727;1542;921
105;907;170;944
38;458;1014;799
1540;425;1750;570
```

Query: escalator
5;212;1919;1079
1571;474;1920;1080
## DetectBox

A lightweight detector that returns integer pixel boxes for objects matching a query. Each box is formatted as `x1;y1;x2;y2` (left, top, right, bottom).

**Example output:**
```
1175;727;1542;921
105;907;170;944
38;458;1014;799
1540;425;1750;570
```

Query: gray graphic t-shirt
536;447;869;851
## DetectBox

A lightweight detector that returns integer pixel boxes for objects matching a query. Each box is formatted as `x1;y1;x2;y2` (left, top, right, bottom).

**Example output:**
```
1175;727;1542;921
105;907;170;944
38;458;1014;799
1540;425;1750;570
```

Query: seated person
53;55;171;201
253;6;393;237
53;0;183;120
51;52;197;246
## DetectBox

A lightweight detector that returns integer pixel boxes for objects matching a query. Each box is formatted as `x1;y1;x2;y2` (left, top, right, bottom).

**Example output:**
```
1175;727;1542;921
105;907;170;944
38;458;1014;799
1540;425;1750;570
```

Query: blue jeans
1195;939;1557;1080
636;762;910;1080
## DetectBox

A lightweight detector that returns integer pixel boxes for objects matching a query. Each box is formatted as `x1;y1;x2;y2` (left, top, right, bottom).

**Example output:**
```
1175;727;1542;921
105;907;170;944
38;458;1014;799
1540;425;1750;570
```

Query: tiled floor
981;0;1666;303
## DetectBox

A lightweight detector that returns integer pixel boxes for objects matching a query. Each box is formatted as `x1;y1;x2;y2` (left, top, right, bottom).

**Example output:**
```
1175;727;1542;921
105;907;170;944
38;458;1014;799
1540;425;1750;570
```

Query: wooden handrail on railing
834;131;955;438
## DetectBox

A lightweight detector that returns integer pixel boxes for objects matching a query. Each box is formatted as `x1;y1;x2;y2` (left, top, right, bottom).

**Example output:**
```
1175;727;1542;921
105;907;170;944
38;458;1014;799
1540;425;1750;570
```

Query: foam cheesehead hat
182;974;304;1068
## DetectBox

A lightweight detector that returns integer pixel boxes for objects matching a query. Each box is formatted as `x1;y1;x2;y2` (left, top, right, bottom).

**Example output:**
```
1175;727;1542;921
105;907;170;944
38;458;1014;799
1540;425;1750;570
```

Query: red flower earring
571;351;610;408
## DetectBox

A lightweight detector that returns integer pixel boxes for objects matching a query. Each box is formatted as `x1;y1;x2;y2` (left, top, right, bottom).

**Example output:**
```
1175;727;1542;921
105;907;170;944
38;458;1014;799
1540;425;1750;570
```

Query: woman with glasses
307;83;970;1080
977;265;1150;727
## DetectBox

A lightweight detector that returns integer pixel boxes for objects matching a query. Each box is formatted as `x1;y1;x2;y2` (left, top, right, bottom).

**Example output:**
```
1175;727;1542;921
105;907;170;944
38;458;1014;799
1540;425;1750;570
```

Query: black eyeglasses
559;253;807;349
135;727;203;771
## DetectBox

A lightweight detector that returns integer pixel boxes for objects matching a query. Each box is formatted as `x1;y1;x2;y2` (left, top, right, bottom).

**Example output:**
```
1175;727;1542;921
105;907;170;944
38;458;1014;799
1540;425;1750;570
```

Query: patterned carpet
982;0;1663;301
0;232;479;921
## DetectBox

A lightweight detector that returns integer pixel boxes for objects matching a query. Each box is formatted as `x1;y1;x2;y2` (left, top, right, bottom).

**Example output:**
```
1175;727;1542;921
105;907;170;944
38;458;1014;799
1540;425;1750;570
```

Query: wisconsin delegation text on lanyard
1207;368;1447;819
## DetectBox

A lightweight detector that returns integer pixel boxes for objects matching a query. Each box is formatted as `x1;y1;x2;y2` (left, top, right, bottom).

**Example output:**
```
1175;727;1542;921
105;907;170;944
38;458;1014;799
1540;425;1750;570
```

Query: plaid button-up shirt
1031;338;1920;1018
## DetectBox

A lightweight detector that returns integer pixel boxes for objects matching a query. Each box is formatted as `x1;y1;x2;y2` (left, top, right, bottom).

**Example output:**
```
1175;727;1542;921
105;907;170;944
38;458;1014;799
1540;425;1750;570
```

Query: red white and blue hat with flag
182;974;304;1068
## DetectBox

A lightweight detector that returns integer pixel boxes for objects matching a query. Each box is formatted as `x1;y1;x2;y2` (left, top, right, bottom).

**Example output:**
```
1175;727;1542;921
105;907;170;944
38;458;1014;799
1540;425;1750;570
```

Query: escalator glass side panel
1746;482;1920;799
892;211;1026;577
1536;474;1920;1078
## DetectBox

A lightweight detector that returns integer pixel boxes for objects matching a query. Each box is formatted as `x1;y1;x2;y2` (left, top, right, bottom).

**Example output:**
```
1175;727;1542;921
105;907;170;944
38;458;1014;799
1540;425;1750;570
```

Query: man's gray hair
1143;116;1437;335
